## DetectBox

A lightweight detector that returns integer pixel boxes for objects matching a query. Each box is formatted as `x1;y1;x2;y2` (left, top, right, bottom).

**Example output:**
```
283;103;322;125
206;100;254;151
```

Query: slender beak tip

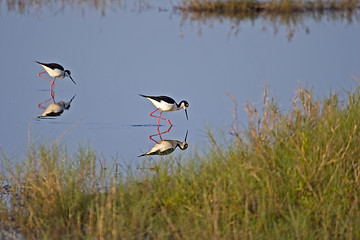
185;110;188;120
70;77;76;85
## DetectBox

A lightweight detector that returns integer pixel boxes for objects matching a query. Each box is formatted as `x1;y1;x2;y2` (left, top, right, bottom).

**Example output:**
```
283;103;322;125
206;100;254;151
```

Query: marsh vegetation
3;0;359;40
177;0;360;12
1;85;360;239
177;0;359;40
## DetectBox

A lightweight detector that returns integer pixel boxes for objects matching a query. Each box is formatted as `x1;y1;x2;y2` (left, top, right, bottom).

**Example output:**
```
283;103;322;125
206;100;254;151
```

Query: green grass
1;85;360;239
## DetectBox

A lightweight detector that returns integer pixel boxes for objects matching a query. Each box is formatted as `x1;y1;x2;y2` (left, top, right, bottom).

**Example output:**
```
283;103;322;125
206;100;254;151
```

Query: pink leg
158;111;172;126
149;108;159;118
157;111;162;125
38;71;52;82
149;108;172;126
50;77;56;90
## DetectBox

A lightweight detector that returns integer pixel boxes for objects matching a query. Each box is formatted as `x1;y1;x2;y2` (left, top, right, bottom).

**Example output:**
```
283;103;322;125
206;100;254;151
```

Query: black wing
139;94;175;104
36;61;64;71
39;111;64;118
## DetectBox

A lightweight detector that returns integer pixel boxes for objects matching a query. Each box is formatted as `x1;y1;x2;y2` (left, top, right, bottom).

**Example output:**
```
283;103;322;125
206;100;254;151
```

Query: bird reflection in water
38;90;76;118
139;126;189;157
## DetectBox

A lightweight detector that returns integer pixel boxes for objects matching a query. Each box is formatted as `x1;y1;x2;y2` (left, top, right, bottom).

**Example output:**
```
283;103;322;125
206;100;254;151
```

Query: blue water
0;1;359;167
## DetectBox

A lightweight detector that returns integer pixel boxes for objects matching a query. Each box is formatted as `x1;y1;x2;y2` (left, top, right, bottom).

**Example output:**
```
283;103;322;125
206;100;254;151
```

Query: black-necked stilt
139;94;189;126
139;131;188;157
36;61;76;90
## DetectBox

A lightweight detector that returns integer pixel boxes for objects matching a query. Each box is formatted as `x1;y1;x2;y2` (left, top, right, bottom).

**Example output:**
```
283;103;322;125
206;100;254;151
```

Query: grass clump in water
1;85;360;239
177;0;360;13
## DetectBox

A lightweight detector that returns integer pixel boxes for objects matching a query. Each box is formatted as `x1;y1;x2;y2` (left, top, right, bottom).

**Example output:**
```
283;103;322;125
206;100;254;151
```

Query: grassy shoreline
1;85;360;239
176;0;360;13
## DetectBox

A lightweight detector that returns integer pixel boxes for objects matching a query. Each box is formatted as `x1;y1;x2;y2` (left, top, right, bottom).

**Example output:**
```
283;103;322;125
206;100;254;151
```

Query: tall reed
1;85;360;239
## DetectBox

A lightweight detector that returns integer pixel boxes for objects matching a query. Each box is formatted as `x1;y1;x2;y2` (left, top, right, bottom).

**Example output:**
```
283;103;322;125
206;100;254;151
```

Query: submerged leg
38;71;52;82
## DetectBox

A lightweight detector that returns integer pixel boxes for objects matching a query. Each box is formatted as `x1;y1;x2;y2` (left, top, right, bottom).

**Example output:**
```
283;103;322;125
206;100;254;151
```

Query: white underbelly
150;99;176;111
43;66;63;78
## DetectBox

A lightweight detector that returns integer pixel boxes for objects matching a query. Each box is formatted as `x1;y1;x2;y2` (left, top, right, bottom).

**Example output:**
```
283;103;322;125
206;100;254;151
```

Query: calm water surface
0;1;359;167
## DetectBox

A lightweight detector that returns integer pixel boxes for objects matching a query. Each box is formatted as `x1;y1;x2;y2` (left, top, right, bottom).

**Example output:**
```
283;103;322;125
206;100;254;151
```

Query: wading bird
139;94;189;126
36;61;76;90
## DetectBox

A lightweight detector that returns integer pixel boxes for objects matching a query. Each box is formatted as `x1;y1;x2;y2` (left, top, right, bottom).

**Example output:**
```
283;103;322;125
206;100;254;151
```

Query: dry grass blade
51;117;84;148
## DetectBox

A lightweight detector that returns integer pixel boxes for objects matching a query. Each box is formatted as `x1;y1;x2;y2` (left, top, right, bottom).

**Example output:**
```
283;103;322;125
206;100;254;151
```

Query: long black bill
69;76;76;85
184;130;188;141
185;109;188;120
69;94;76;104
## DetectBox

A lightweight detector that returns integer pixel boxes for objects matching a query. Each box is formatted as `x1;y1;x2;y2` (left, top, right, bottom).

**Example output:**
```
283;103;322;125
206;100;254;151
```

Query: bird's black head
179;101;189;120
180;100;189;108
65;70;76;85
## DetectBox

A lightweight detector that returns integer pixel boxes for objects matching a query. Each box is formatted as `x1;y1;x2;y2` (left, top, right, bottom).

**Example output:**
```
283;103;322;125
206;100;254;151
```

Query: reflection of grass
177;0;360;12
178;5;359;40
2;84;360;238
176;0;360;40
4;0;124;15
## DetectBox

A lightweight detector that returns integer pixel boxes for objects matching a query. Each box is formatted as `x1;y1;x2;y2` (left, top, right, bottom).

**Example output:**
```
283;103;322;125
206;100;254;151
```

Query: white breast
42;65;64;78
148;98;177;111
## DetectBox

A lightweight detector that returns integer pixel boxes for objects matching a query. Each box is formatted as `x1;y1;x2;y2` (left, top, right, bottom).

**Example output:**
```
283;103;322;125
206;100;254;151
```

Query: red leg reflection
50;89;55;102
38;98;52;109
38;90;56;109
149;125;173;143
